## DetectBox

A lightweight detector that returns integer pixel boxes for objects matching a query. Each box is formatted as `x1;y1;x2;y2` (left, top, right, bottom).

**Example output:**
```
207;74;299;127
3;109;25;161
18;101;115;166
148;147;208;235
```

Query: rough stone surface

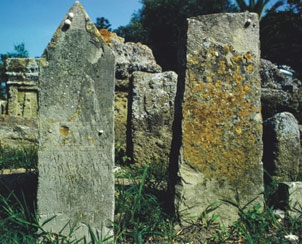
98;29;162;152
263;112;301;182
6;58;39;118
276;182;302;218
0;100;7;115
260;59;302;123
0;115;38;148
171;13;263;226
114;91;128;152
130;71;177;165
37;2;115;240
99;29;162;87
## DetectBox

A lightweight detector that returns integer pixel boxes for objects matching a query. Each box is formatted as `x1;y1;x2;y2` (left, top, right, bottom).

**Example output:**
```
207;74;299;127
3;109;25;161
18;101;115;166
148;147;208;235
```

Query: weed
0;144;38;173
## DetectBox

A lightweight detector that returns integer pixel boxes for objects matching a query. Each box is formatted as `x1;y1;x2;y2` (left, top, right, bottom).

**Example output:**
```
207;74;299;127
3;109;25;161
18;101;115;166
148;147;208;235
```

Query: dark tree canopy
95;17;112;31
0;43;29;99
261;0;302;78
234;0;284;19
115;0;236;71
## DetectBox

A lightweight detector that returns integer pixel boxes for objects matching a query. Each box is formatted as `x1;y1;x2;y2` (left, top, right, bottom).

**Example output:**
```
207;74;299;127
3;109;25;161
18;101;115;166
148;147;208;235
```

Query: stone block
6;58;39;118
260;59;302;124
171;13;264;226
277;182;302;218
115;91;128;153
263;112;300;182
37;2;115;240
0;115;38;148
130;71;177;165
98;29;162;154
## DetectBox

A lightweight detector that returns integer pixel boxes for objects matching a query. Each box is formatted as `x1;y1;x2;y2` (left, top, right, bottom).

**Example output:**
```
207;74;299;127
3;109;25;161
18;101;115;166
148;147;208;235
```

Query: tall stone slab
37;2;115;240
130;71;177;165
171;13;263;225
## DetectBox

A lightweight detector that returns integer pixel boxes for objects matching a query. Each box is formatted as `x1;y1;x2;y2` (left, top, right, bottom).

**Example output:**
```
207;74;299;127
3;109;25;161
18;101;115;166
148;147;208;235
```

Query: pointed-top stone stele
38;1;115;241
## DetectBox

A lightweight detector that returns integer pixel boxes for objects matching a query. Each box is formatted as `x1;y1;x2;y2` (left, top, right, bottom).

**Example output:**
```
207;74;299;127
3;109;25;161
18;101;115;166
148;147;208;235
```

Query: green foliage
115;0;236;71
1;145;302;242
0;190;113;243
114;162;175;243
95;17;112;31
0;145;38;173
261;0;302;79
234;0;284;19
115;141;130;165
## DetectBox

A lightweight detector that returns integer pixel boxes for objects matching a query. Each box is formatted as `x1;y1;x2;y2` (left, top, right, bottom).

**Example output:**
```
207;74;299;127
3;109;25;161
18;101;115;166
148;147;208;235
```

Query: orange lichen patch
60;126;70;137
247;65;254;73
183;44;261;186
98;29;115;44
244;52;254;61
233;56;243;62
218;60;226;74
224;45;230;53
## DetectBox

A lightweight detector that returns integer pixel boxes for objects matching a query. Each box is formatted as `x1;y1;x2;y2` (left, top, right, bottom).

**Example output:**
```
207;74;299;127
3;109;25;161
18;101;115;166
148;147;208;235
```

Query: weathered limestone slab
38;2;115;240
263;112;301;182
130;71;177;165
276;182;302;218
6;58;39;118
260;59;302;124
98;29;162;153
172;13;263;226
0;115;37;148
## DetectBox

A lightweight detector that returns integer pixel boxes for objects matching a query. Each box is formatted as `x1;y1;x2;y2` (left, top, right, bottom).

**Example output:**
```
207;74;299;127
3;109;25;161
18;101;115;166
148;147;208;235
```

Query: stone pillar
37;1;115;240
263;112;300;182
6;58;39;118
130;71;177;165
171;13;264;226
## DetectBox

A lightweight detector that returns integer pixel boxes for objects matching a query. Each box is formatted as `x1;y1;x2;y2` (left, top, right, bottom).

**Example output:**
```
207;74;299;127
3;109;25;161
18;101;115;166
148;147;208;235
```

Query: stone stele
37;2;115;240
172;13;264;226
263;112;300;182
130;71;177;165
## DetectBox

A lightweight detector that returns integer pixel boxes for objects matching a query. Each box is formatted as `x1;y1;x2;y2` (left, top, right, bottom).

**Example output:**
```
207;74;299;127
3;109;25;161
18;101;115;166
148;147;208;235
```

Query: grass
0;145;302;243
0;144;38;173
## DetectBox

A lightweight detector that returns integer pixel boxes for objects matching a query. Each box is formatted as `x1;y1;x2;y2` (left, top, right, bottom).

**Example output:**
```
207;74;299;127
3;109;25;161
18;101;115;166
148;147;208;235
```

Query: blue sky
0;0;283;58
0;0;142;57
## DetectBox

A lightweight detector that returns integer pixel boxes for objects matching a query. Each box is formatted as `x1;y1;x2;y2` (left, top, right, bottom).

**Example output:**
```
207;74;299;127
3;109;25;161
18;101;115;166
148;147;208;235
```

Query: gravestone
263;112;300;182
130;71;177;165
37;1;115;240
171;13;264;226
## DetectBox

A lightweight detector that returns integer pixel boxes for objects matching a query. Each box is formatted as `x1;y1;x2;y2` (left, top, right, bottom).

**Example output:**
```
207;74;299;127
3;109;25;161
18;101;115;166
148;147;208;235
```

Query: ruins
0;1;301;236
37;2;115;239
169;13;264;225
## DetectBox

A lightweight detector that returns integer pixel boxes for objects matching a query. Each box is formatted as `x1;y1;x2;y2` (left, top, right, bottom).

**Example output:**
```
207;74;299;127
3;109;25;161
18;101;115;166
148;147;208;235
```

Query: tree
95;17;112;31
115;0;236;71
234;0;284;19
0;43;29;99
260;0;302;79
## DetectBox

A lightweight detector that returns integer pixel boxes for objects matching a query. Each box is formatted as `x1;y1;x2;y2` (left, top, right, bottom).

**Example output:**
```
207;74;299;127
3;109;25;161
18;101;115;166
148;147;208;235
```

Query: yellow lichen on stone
60;126;70;137
183;44;261;185
247;65;254;73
